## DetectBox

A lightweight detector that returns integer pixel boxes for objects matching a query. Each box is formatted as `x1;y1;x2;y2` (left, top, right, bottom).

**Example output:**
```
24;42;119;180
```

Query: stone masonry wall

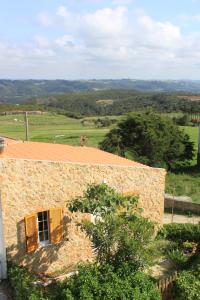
0;158;166;274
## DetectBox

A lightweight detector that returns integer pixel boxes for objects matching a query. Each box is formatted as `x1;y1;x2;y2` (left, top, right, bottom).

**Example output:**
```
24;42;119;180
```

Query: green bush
60;263;161;300
8;263;47;300
174;269;200;300
8;262;161;300
158;223;200;244
69;184;154;270
167;249;188;269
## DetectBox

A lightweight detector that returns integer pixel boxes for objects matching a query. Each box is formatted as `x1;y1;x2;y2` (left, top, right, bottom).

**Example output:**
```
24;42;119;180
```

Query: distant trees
99;112;194;169
28;90;200;116
3;87;200;116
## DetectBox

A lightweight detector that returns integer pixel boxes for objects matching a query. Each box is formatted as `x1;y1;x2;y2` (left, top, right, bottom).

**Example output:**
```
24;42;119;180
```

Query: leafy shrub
174;269;200;300
8;262;47;300
69;184;154;270
167;249;188;269
69;183;139;217
60;263;161;300
157;223;200;244
8;262;161;300
174;251;200;299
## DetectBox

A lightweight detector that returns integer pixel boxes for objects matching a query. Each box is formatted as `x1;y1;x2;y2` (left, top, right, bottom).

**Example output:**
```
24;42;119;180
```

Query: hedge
158;223;200;244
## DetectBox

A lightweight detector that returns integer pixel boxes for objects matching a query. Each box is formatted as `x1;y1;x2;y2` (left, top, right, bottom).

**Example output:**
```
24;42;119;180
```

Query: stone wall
0;158;166;274
165;197;200;215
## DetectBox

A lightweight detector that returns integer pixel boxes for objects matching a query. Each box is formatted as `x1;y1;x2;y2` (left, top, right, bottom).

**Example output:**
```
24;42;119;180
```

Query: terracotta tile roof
0;137;148;168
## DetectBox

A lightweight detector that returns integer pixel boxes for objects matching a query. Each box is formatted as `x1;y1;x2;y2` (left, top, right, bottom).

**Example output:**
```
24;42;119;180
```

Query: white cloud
56;6;70;18
37;12;53;27
138;16;181;48
34;35;50;48
55;35;75;47
2;5;200;79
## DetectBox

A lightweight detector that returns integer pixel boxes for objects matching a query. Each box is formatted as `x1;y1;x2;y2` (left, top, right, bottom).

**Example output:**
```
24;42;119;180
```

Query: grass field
165;126;200;203
166;170;200;203
0;113;113;147
1;112;200;203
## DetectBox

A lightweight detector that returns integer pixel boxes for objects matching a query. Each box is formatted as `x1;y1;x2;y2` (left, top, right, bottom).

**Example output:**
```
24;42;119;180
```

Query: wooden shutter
25;214;38;253
49;208;64;244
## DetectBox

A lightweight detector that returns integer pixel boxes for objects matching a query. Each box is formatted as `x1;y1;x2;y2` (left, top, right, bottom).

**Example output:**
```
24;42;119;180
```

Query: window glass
38;212;43;221
37;211;49;246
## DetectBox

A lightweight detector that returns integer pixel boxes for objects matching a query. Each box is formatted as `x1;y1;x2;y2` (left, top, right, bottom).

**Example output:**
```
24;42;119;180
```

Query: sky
1;0;200;79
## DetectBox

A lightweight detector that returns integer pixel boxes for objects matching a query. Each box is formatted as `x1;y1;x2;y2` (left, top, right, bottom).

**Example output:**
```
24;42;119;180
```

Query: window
25;208;64;253
37;211;50;246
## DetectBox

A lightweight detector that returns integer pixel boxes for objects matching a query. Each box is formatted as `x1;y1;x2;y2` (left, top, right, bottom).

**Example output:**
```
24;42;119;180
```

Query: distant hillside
28;90;200;116
2;79;200;103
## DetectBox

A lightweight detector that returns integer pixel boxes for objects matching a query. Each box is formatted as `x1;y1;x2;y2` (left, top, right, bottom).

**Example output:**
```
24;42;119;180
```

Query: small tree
99;112;194;169
65;184;161;300
69;184;155;271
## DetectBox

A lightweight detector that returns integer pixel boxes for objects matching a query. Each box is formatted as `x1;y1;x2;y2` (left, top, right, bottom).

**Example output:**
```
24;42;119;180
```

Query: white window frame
37;211;50;247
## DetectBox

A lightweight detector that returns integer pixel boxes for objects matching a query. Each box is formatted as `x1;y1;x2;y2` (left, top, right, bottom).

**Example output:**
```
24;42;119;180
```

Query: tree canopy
99;112;194;169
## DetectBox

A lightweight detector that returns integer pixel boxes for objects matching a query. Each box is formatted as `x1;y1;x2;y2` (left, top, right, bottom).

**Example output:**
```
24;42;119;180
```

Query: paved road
164;213;200;224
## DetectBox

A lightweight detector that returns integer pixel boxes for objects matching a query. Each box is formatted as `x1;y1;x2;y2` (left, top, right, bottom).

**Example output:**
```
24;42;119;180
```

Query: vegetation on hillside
29;90;200;117
3;79;200;103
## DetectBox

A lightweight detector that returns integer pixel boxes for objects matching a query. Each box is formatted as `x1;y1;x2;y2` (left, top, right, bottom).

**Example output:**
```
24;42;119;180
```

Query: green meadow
0;112;198;149
0;113;113;147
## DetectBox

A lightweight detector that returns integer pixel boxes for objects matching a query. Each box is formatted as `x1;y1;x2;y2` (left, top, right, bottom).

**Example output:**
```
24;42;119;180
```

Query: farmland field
0;113;119;147
0;113;198;148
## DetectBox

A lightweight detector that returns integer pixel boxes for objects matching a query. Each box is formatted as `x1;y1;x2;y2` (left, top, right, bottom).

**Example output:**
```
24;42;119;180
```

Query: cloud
2;5;200;79
138;16;181;48
56;6;69;18
55;35;75;47
34;35;50;48
36;12;53;27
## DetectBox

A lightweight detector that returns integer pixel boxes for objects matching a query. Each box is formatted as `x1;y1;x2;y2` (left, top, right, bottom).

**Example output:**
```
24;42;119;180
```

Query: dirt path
164;213;200;224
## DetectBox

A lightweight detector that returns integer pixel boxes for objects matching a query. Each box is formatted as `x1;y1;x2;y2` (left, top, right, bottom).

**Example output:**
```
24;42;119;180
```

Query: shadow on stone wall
6;215;71;274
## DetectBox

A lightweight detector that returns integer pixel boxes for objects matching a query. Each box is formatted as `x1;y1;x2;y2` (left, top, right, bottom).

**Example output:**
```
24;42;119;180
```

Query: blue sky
1;0;200;79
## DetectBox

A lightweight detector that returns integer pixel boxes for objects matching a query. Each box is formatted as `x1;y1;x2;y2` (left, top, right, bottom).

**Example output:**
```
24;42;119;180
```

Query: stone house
0;137;166;279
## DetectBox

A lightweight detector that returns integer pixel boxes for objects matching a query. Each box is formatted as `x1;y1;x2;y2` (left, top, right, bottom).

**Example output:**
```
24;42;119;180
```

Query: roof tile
0;137;148;168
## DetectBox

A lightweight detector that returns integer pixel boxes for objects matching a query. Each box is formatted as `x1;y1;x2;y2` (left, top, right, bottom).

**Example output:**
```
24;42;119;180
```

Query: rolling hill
1;79;200;103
